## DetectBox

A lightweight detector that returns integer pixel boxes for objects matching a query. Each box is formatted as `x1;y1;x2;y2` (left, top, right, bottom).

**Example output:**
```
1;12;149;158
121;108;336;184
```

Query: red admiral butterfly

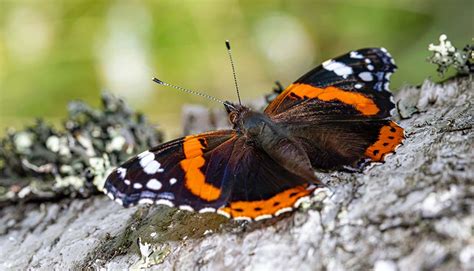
104;42;404;221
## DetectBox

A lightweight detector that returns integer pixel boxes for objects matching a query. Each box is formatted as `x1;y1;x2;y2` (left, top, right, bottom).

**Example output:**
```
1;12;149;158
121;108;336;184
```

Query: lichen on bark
0;93;163;206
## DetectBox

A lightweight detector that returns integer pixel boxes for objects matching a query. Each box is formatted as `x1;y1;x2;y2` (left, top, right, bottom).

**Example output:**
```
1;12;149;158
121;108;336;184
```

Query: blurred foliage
0;0;472;138
0;93;162;204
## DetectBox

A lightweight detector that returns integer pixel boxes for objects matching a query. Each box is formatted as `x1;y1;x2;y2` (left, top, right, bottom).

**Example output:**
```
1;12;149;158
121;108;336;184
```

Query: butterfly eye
229;112;238;124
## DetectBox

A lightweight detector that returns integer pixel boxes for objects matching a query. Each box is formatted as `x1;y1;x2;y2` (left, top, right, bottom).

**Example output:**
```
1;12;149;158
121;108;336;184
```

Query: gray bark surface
0;78;472;271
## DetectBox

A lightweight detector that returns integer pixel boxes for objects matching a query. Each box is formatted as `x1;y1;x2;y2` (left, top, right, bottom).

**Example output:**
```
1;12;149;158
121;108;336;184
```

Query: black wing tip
375;48;397;70
353;48;397;73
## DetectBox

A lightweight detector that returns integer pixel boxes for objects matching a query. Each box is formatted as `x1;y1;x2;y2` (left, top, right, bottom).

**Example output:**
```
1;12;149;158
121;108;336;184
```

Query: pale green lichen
428;34;473;76
89;155;114;192
13;132;34;154
134;237;171;268
0;93;163;204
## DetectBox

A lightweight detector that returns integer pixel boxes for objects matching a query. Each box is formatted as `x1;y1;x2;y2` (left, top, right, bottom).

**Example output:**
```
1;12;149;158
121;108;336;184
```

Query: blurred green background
0;0;472;139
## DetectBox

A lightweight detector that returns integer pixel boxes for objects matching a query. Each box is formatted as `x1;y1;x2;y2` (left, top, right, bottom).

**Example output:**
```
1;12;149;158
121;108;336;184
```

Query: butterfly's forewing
264;48;404;169
265;48;397;120
104;130;239;211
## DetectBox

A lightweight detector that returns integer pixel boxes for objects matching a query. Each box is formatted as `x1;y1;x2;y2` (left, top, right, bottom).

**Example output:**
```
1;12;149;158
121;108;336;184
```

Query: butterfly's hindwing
217;138;317;221
288;120;404;170
364;121;404;162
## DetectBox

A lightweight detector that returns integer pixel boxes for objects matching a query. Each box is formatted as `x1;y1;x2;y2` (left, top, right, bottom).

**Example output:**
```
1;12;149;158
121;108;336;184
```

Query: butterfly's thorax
231;108;317;182
240;111;286;144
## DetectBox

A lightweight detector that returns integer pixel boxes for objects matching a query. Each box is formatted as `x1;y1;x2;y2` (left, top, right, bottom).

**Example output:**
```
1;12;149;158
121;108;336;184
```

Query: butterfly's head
225;101;273;139
224;101;250;129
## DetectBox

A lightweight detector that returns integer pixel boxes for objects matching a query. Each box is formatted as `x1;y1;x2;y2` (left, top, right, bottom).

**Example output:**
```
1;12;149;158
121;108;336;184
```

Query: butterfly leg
265;81;285;104
273;81;284;93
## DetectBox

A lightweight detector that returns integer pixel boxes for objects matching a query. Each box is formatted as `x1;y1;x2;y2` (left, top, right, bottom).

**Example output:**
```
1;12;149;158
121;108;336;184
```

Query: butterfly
103;46;404;221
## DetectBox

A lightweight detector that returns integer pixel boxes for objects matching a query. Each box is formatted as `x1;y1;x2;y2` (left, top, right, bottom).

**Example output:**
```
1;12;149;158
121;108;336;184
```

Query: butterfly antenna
225;40;242;106
152;77;235;109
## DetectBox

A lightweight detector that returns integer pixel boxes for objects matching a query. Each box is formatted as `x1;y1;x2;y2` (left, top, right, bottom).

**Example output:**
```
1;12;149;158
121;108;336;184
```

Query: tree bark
0;77;472;271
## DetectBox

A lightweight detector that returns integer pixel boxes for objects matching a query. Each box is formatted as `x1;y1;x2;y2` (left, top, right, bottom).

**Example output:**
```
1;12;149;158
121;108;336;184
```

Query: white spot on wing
146;179;162;190
139;151;155;167
322;59;353;79
359;72;374;81
169;178;177;185
179;205;194;212
350;51;364;59
199;207;216;213
137;150;151;159
114;198;123;205
138;198;154;205
367;64;374;71
365;58;371;64
155;199;174;207
255;214;273;221
124;179;131;185
294;196;310;208
354;83;363;89
133;183;143;189
217;209;231;218
117;167;126;179
107;192;114;200
275;207;293;216
143;160;164;175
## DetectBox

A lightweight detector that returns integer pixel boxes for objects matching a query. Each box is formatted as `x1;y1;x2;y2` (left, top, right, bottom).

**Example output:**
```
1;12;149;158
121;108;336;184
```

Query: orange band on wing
365;121;404;161
286;83;380;116
218;185;313;219
181;136;221;201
